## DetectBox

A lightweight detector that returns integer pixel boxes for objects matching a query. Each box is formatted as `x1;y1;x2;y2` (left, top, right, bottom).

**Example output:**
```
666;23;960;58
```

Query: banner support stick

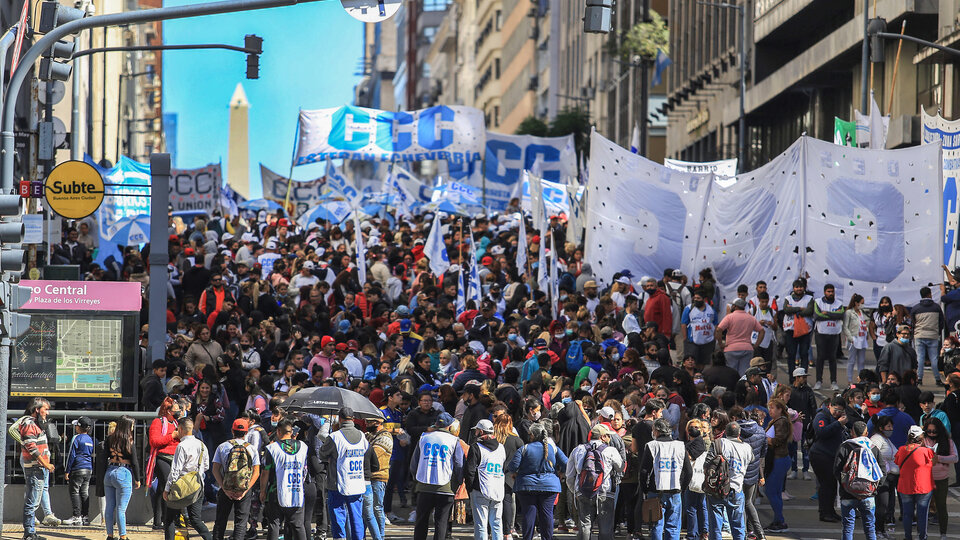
283;110;301;214
887;20;906;116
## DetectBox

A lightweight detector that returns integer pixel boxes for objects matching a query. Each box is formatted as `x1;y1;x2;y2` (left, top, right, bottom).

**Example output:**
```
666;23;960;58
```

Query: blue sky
162;0;363;198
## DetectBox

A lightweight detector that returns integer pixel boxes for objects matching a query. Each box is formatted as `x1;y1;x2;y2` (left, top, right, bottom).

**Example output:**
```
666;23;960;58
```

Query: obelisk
227;82;250;200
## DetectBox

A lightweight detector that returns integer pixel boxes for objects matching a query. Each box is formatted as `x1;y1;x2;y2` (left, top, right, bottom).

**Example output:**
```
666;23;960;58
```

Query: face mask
532;412;541;421
508;333;517;342
611;353;620;361
899;337;910;345
555;333;564;340
177;329;187;335
694;300;705;309
869;394;881;403
562;397;572;404
528;309;538;317
241;343;251;350
566;329;574;337
882;429;893;437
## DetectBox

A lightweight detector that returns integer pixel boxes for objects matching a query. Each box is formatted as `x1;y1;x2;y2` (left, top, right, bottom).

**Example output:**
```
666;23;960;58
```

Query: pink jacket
924;438;959;481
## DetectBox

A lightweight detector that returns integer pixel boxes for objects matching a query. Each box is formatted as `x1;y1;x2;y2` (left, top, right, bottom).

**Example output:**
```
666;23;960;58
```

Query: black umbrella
281;386;384;420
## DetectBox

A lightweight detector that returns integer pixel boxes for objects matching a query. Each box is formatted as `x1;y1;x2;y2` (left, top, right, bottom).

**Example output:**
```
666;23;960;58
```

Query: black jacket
460;401;489;443
811;406;848;457
404;407;440;448
787;383;818;427
140;373;165;411
833;438;884;499
463;437;502;493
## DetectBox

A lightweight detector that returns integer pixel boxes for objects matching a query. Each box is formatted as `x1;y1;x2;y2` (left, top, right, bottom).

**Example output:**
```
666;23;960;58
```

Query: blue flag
653;49;672;87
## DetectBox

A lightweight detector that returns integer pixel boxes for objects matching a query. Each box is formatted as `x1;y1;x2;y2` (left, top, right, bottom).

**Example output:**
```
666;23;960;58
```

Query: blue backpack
565;340;585;375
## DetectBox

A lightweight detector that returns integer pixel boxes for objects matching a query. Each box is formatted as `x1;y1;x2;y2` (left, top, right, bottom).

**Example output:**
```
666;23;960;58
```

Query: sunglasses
926;430;938;435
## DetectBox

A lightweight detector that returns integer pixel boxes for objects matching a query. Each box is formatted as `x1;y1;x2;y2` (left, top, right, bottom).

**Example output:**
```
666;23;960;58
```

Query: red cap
278;218;291;228
169;234;181;244
531;235;540;244
347;339;359;351
231;418;250;433
184;247;195;256
335;342;348;351
481;256;494;265
321;336;335;348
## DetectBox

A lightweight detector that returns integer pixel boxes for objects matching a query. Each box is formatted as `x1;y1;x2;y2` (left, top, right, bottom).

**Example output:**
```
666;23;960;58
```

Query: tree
515;116;549;137
619;11;669;63
549;107;591;159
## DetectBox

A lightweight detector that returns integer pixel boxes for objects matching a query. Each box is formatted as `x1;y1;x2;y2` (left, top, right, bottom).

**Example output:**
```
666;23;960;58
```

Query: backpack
221;441;255;492
576;443;607;498
565;340;585;375
701;440;731;498
839;443;882;500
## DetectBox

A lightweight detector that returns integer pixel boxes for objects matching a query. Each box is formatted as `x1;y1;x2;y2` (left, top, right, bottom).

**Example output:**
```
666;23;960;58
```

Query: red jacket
644;289;673;338
895;442;935;494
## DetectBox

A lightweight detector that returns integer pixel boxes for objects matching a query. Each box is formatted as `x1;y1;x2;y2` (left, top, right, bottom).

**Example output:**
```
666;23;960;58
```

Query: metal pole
638;0;650;156
547;0;559;120
738;4;746;173
148;153;170;366
0;26;19;128
0;336;9;518
2;0;314;193
861;0;869;113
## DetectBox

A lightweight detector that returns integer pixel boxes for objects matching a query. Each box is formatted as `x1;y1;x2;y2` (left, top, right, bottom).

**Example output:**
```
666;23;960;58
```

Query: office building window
423;0;450;10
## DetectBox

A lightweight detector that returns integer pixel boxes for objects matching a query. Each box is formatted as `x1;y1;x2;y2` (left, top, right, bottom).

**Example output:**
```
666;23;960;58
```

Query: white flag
468;231;482;304
516;213;528;276
456;268;466;316
869;92;887;150
565;180;584;245
353;214;367;285
630;123;640;154
537;217;549;292
424;212;450;276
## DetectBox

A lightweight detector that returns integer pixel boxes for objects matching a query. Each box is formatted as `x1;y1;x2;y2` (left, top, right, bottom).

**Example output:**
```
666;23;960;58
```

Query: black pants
68;469;91;518
617;482;639;533
300;481;317;536
815;332;840;383
213;488;252;540
164;495;212;540
875;473;897;527
811;452;838;517
413;491;454;540
152;457;173;526
265;500;306;540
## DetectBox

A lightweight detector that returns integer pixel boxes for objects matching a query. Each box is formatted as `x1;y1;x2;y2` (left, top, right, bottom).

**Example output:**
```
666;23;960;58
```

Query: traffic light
245;34;262;79
868;17;887;63
0;195;25;277
583;0;613;33
0;282;32;339
38;1;85;81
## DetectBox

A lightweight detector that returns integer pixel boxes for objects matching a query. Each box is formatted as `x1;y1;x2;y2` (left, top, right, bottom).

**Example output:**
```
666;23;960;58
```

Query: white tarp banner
260;164;328;218
294;105;485;166
451;132;577;211
585;131;943;305
519;174;584;218
921;108;960;268
664;158;738;180
169;164;222;213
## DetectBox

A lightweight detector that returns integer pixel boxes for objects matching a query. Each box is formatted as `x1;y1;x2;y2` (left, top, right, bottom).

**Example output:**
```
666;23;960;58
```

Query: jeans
68;469;92;518
328;490;363;540
470;490;503;540
212;487;252;540
789;440;810;472
742;483;762;536
383;448;408;513
848;345;866;382
815;332;840;383
765;456;792;523
650;492;682;540
413;491;454;540
784;332;812;379
916;338;941;382
575;494;616;540
516;491;555;540
707;491;745;540
840;497;876;540
363;481;386;540
901;491;933;540
22;466;45;534
684;490;707;539
165;491;212;540
104;465;134;537
725;350;754;376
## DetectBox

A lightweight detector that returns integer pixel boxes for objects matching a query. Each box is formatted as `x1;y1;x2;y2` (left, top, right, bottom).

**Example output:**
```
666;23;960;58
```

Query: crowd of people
16;204;960;540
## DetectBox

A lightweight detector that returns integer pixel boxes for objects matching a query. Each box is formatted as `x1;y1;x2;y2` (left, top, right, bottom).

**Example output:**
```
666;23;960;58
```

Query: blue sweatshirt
866;406;916;449
66;433;95;472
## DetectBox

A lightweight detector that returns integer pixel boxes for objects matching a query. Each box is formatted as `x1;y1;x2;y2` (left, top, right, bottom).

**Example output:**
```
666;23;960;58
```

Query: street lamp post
699;1;746;173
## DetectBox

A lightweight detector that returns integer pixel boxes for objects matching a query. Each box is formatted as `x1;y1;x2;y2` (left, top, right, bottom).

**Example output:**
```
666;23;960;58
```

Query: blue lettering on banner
525;143;562;181
485;139;523;185
945;177;957;266
826;178;904;282
712;191;777;285
329;106;370;150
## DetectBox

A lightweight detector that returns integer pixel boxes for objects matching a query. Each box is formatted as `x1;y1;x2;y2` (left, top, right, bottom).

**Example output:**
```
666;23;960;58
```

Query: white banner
294;105;485;166
664;158;738;182
585;131;943;306
455;132;577;211
520;174;583;217
169;164;222;213
260;164;327;218
921;108;960;268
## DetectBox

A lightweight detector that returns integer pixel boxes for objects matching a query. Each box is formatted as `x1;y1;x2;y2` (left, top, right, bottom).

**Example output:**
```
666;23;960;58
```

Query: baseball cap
475;419;494;433
481;256;494;265
590;424;609;438
435;412;455;429
338;319;352;332
671;269;684;278
231;418;250;433
745;367;762;377
598;406;615;419
532;338;548;348
616;276;631;285
584;280;597;289
321;335;335;348
347;340;359;352
395;305;410;317
792;368;807;377
265;238;279;250
303;261;316;270
908;425;924;439
525;300;538;309
241;232;257;243
418;383;439;393
72;416;92;429
399;318;412;333
731;298;746;309
335;342;348;351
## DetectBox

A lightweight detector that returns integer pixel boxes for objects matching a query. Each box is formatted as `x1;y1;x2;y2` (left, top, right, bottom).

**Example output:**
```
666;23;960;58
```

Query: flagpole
887;20;907;116
283;109;301;214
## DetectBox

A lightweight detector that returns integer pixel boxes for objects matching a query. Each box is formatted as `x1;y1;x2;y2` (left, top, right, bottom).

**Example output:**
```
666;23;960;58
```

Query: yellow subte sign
44;160;105;219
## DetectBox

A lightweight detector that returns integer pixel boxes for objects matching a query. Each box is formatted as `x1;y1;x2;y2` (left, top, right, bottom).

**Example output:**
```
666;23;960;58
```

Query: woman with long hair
273;361;298;394
493;409;524;540
843;294;869;382
923;417;958;539
506;422;568;540
870;296;894;361
941;373;960;485
765;398;794;532
869;415;898;536
193;379;225;455
146;397;181;528
95;416;141;540
895;425;936;540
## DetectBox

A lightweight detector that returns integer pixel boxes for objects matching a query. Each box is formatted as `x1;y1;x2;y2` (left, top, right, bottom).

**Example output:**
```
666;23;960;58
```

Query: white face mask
532;411;541;421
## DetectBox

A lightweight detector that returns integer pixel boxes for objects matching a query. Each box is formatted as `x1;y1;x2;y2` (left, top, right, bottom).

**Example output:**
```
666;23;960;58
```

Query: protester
811;395;848;522
319;408;368;540
895;425;936;540
148;397;181;529
508;422;567;540
65;416;95;526
869;415;899;539
261;418;308;540
463;419;506;540
364;416;391;540
409;412;465;540
765;398;793;533
922;417;957;540
163;419;210;540
639;418;690;540
833;421;883;540
212;418;261;540
705;422;754;540
18;397;57;540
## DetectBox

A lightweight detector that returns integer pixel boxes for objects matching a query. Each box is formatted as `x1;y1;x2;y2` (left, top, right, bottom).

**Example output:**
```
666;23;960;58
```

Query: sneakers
813;381;822;390
810;492;819;500
781;491;794;501
387;513;401;524
22;534;43;540
565;519;576;529
819;514;841;523
764;522;788;532
82;517;90;526
41;516;61;527
830;382;840;391
62;517;82;526
803;470;813;481
407;510;417;523
787;470;797;480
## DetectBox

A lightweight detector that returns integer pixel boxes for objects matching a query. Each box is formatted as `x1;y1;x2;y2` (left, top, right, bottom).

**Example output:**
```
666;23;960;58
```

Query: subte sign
43;160;105;219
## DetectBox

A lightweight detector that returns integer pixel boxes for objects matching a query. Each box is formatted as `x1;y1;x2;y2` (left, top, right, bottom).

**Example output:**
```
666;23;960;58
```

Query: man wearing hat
519;300;546;341
212;418;261;540
261;418;308;540
735;367;768;407
717;298;765;376
318;408;369;540
65;416;94;526
199;272;237;316
786;368;818;480
565;423;623;540
583;280;601;313
409;412;466;540
639;418;691;540
463;419;506;540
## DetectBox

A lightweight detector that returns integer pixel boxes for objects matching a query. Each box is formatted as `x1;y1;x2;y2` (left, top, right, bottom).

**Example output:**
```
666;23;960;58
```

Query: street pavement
4;352;959;540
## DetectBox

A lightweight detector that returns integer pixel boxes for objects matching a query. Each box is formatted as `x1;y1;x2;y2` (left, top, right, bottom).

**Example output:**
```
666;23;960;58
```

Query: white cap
792;368;807;377
241;232;257;243
475;419;494;433
265;238;278;250
303;261;316;270
598;406;616;419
